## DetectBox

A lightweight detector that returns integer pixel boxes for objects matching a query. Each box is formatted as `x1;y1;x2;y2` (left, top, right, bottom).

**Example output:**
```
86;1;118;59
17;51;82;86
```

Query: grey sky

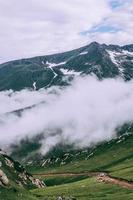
0;0;132;63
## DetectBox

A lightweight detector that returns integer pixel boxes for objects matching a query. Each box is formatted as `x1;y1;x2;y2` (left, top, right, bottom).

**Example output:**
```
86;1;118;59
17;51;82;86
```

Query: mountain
0;149;45;200
0;149;45;188
0;42;133;199
0;42;133;91
1;41;133;167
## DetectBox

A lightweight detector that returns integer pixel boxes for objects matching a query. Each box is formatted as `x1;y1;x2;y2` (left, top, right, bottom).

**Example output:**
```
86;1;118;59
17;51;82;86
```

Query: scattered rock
0;150;46;189
5;158;14;168
30;177;45;188
0;169;9;186
57;196;63;200
56;196;77;200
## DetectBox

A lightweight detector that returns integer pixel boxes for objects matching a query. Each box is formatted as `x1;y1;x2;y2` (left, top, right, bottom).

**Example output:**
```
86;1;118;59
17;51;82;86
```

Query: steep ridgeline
0;149;45;189
0;42;133;91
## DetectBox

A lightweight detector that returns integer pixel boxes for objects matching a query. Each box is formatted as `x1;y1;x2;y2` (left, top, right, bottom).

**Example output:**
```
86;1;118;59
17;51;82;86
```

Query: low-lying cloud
0;76;133;154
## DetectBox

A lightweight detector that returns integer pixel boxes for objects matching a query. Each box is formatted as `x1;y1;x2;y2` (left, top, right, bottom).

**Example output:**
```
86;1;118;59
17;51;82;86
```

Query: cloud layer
0;0;132;63
0;76;133;154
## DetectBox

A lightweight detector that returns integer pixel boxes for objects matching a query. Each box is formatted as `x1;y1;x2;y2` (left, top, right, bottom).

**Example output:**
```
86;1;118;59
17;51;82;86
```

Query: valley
0;42;133;199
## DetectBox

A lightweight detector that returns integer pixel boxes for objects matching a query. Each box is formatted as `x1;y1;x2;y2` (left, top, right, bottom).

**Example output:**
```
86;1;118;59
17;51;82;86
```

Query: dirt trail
33;172;90;177
33;172;133;189
97;174;133;189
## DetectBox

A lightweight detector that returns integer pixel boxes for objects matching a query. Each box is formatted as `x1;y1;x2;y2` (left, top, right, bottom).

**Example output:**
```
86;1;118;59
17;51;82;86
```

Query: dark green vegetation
1;132;133;200
11;135;42;162
0;42;133;90
0;151;44;200
0;42;133;199
34;175;88;187
27;132;133;181
25;131;133;199
32;177;133;200
0;187;37;200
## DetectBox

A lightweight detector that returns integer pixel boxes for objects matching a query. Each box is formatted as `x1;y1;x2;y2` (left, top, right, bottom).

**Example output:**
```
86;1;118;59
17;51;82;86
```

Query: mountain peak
0;42;133;91
89;41;101;47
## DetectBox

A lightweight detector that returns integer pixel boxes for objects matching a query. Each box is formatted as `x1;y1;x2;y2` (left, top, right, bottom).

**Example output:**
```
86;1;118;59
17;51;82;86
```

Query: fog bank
0;76;133;154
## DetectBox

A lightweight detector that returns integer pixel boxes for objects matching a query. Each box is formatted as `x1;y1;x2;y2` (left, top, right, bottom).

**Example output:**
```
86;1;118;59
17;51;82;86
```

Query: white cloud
0;0;110;62
89;31;133;45
89;0;133;44
0;0;132;63
1;76;133;154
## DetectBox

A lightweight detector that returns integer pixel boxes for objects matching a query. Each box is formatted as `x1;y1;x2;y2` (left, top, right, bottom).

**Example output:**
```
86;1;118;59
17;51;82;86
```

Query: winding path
33;172;133;189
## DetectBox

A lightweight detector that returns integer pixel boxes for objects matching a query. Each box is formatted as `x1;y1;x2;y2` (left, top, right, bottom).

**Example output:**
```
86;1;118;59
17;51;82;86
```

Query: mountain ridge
0;42;133;199
1;42;133;65
0;42;133;91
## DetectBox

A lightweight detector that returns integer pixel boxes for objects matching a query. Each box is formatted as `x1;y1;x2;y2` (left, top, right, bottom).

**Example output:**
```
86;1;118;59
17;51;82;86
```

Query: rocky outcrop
0;169;9;186
31;177;45;188
18;171;45;188
0;149;45;189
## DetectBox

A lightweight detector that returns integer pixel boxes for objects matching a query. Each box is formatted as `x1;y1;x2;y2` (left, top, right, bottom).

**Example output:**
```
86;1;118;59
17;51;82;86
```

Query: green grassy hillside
0;150;44;200
28;132;133;199
32;177;133;200
28;132;133;181
1;132;133;199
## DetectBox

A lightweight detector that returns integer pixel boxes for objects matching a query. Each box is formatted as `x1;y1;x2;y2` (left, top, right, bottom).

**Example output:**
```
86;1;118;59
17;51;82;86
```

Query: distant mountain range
0;42;133;91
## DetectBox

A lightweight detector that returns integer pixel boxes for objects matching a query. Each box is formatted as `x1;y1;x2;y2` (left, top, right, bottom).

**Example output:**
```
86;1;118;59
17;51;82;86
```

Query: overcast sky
0;0;132;63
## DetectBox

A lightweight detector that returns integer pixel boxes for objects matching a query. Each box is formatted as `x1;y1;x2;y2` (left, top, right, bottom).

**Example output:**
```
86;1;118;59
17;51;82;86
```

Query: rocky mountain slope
0;42;133;91
0;149;45;189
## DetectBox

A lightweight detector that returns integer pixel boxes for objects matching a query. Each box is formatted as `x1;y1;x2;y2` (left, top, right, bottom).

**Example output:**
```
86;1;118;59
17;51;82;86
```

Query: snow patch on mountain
33;82;37;90
41;61;45;65
107;49;133;75
60;68;81;76
49;66;58;78
46;61;66;68
85;62;89;65
122;50;133;56
107;50;119;66
79;51;88;55
107;50;133;65
107;50;125;76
